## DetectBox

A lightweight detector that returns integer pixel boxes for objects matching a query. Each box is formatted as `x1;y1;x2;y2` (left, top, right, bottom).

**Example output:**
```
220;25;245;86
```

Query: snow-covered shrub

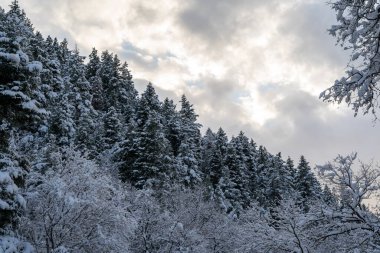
20;147;134;253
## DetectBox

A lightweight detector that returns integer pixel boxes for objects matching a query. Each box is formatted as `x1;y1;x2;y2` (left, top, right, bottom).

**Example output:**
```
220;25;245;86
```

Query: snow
21;100;48;115
0;171;12;184
0;199;10;210
17;50;29;63
1;90;29;101
0;236;35;253
38;125;48;133
27;61;42;72
0;52;20;65
0;37;10;43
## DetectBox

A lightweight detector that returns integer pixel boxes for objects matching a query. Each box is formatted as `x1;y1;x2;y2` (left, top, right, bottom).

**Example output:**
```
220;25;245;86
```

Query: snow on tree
129;187;237;253
0;1;372;252
0;18;47;130
102;106;122;150
48;93;76;146
0;1;45;238
321;0;380;116
286;156;297;190
119;84;173;190
322;184;337;206
85;47;100;80
200;128;216;179
224;142;248;215
254;146;272;207
294;155;322;211
0;235;34;253
0;151;25;231
161;98;181;157
20;147;133;253
315;153;380;251
177;95;203;187
68;49;98;153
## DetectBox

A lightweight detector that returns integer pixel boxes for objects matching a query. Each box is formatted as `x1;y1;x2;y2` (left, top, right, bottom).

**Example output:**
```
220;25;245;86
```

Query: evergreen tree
98;50;115;87
0;132;26;232
322;184;337;206
200;128;231;210
255;146;271;206
69;49;97;153
177;95;202;187
215;128;229;158
103;106;122;150
113;60;138;123
286;157;297;190
86;47;100;79
224;143;246;215
0;4;47;132
0;0;45;234
200;128;216;179
120;84;173;189
90;75;105;111
120;111;172;189
294;156;322;211
232;132;252;204
49;94;76;146
58;39;70;77
266;153;287;207
162;98;181;157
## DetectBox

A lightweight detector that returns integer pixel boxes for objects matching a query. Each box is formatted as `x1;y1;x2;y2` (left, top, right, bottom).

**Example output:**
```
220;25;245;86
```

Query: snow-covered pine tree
48;93;76;146
294;155;322;211
0;0;45;238
215;128;229;158
322;184;337;206
85;47;100;80
86;48;105;111
69;48;98;154
98;50;115;91
286;157;297;191
229;132;252;208
119;84;173;190
161;98;181;157
200;128;216;180
255;146;271;207
177;95;202;187
224;142;246;215
103;106;122;150
116;60;138;123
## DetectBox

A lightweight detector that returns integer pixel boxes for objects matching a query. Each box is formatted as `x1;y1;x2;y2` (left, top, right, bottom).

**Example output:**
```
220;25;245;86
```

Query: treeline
0;1;379;252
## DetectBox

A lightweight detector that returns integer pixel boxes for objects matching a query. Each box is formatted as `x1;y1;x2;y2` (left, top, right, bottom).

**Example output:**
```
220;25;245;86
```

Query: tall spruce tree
119;84;173;189
0;0;46;234
162;98;181;157
200;128;216;180
177;95;202;186
103;106;122;150
295;156;322;211
224;142;246;215
86;47;100;80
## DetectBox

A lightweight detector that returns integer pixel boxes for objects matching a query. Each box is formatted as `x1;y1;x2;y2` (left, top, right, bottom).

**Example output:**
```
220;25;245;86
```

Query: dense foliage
0;1;380;252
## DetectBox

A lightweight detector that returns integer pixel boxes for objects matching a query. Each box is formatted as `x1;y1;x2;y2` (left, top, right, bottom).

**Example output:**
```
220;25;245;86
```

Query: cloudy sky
4;0;380;165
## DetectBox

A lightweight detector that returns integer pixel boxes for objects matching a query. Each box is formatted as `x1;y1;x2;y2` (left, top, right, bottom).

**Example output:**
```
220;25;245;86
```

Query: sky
4;0;380;166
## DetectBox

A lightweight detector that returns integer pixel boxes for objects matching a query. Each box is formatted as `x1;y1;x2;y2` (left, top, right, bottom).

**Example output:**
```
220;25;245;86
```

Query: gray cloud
278;1;350;68
119;41;160;71
178;0;278;44
238;84;380;165
134;78;179;102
